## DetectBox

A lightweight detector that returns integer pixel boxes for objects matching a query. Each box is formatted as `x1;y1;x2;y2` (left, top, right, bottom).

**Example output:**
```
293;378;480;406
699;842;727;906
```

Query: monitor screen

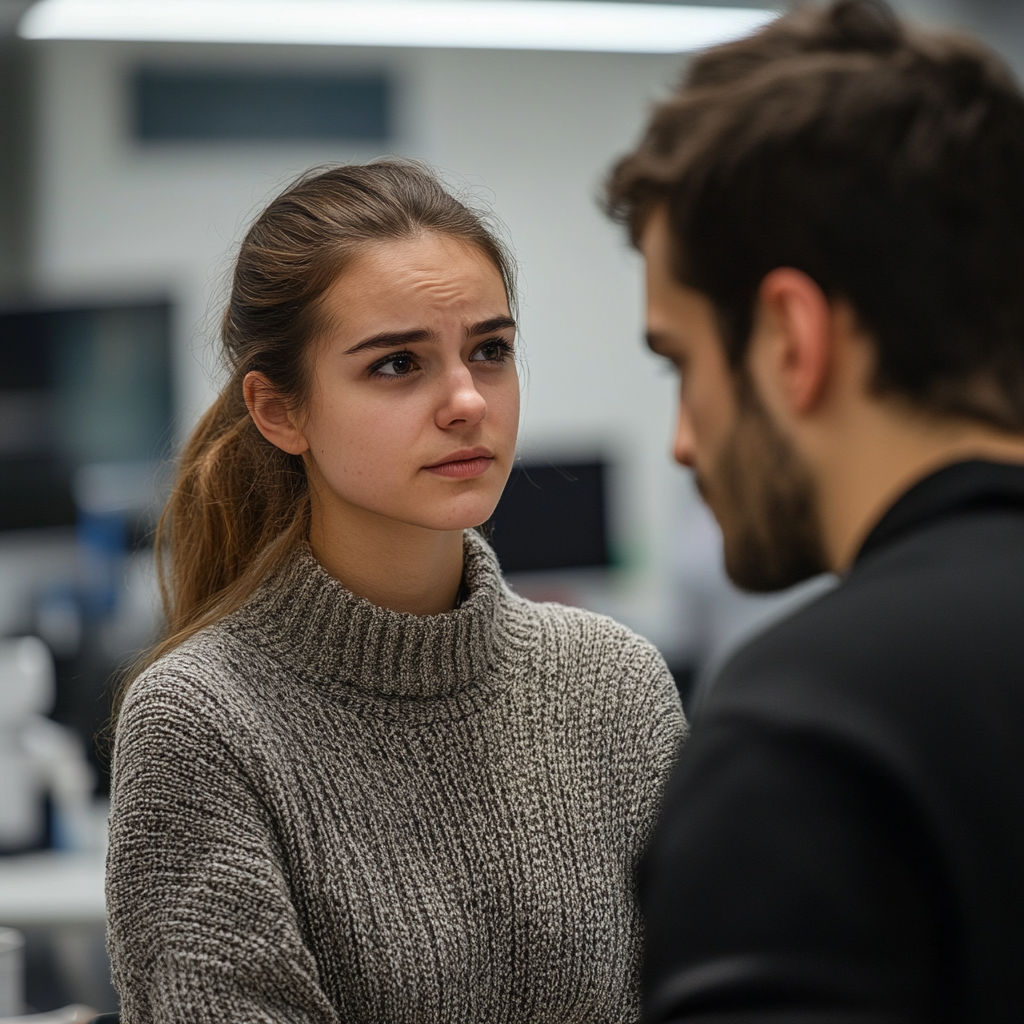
487;460;610;574
0;302;173;532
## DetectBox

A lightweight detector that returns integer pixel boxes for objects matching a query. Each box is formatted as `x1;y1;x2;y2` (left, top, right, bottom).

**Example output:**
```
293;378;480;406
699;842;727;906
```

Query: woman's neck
307;494;465;616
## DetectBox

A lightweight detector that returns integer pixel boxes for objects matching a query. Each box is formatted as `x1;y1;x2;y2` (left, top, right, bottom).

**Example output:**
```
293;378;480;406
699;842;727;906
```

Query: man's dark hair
607;0;1024;431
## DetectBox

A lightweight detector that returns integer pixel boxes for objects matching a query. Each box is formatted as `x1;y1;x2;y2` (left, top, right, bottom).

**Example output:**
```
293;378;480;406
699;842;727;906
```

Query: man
606;1;1024;1020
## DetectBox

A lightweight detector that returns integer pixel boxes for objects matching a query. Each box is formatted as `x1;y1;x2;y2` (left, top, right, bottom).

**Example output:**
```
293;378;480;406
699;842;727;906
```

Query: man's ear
752;268;833;416
243;371;310;456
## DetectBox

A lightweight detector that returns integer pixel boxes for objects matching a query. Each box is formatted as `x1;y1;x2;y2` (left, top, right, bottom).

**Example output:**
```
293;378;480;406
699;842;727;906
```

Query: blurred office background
0;0;1022;1015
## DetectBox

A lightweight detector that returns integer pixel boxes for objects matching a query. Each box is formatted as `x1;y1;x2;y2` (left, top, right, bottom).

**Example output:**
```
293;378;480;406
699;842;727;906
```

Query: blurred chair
0;638;95;853
0;924;111;1021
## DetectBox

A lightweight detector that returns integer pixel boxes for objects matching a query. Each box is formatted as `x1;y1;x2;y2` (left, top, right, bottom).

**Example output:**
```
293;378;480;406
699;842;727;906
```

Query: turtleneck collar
226;530;519;700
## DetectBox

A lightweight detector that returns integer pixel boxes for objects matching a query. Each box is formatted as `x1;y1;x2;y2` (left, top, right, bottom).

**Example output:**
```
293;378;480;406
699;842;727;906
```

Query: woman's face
296;233;520;534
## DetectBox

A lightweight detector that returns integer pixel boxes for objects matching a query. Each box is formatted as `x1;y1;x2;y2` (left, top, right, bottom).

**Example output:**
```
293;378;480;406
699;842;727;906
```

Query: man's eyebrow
469;315;516;337
344;328;434;355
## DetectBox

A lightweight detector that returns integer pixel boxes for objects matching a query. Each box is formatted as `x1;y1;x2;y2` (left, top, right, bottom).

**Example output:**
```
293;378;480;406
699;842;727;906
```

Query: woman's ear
243;371;310;456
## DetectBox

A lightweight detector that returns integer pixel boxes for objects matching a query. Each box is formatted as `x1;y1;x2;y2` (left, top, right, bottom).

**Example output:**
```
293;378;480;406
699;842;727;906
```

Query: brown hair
606;0;1024;431
115;161;516;722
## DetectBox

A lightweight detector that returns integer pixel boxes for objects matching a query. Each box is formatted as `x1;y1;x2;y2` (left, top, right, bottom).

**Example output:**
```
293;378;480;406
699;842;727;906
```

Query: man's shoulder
710;506;1024;727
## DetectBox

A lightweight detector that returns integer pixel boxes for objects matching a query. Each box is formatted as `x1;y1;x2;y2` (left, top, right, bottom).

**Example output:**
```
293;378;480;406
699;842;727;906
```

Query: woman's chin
407;497;502;534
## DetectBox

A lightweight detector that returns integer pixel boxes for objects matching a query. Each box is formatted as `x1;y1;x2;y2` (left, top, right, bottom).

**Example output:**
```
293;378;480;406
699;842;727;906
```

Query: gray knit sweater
106;532;685;1024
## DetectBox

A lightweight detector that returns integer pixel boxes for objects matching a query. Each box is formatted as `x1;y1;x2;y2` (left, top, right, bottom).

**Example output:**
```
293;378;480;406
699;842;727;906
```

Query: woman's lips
424;456;494;478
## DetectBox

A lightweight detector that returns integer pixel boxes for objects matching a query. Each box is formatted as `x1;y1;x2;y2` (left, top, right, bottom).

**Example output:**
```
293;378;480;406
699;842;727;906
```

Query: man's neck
813;409;1024;574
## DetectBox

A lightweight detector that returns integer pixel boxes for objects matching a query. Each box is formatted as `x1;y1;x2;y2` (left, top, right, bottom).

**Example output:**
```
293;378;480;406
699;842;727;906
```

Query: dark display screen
487;460;610;573
0;302;173;531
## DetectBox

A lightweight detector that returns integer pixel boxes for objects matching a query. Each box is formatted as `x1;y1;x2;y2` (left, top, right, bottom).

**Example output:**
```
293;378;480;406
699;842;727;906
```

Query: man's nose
673;406;697;468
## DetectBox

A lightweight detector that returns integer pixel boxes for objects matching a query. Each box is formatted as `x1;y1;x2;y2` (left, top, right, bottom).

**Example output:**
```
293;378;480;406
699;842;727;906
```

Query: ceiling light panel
19;0;777;54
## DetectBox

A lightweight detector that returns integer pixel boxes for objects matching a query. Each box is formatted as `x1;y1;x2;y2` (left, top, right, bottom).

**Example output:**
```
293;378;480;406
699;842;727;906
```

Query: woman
106;161;685;1024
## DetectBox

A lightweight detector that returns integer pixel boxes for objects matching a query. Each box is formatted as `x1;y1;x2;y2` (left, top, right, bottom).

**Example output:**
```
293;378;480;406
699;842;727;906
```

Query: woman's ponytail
157;376;309;635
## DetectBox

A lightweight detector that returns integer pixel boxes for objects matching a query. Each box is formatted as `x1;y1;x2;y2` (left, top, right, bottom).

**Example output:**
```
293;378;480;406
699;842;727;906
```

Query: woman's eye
373;353;415;377
471;339;512;363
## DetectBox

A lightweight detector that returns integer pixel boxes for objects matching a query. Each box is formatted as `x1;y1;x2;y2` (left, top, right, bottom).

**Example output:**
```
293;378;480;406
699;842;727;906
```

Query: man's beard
696;380;828;593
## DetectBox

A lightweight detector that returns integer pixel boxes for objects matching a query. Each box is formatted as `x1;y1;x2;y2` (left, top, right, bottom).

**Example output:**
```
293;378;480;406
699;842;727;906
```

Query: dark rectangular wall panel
0;302;172;532
134;70;392;142
487;461;611;574
0;33;33;299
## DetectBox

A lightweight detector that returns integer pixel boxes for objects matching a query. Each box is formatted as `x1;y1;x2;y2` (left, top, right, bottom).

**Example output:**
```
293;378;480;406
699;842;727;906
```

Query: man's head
608;0;1024;590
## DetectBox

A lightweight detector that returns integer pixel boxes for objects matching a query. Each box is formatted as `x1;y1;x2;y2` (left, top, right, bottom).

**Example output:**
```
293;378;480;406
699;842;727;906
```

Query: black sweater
643;460;1024;1024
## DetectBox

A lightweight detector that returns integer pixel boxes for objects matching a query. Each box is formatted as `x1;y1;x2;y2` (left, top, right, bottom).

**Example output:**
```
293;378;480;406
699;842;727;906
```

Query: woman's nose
436;366;487;428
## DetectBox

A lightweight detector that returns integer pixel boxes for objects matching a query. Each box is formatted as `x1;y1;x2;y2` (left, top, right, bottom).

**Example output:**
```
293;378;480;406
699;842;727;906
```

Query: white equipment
0;638;95;853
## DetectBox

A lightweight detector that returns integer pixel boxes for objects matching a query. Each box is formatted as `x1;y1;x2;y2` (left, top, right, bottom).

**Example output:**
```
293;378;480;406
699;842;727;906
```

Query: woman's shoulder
504;594;686;756
118;622;265;739
508;592;679;698
514;591;660;656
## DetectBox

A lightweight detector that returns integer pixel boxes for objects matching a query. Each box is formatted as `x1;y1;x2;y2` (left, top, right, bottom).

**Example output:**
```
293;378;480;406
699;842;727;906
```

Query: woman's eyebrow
344;328;434;355
469;315;516;337
345;316;516;355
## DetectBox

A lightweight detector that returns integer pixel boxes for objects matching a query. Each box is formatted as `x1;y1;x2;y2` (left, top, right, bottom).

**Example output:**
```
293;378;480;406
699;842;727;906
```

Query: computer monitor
487;459;611;574
0;301;173;532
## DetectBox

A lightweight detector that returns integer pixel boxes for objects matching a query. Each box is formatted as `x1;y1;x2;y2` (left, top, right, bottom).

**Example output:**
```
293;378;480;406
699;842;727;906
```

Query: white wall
31;37;693;651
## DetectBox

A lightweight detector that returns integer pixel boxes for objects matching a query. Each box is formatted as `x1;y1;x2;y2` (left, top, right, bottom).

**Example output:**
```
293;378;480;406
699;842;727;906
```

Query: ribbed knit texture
106;532;685;1024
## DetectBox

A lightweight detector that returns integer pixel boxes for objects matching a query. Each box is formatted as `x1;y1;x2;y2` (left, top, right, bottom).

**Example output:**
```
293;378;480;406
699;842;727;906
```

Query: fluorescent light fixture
19;0;777;54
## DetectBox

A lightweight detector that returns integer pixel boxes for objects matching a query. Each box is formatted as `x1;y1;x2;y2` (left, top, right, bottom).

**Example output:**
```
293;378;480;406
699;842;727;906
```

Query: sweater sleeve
641;717;944;1023
621;641;688;854
106;671;340;1024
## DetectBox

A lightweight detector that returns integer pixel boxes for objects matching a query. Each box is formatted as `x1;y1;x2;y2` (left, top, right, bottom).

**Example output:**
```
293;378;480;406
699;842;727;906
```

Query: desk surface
0;852;105;923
